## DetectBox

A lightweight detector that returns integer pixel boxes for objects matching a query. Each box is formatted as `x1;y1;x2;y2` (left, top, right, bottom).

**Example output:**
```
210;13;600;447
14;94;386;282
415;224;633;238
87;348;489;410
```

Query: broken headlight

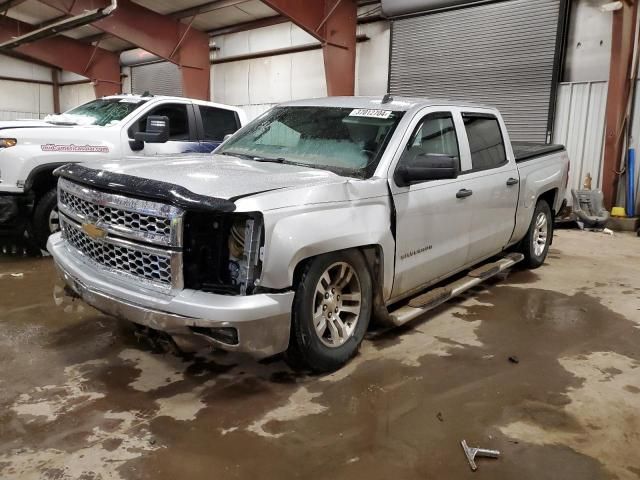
183;212;263;295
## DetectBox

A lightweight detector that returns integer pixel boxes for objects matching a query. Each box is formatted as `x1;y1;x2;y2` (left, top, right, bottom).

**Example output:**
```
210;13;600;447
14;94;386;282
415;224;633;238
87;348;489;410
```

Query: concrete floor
0;229;639;480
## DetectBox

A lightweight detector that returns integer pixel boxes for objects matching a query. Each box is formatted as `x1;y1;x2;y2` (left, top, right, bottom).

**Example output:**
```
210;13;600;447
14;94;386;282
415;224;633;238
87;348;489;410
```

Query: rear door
194;105;242;152
458;111;519;263
390;108;473;298
123;101;201;155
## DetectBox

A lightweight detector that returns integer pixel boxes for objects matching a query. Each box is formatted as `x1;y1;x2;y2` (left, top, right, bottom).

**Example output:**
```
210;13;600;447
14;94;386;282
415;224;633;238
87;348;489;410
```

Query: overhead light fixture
600;1;623;12
0;0;117;51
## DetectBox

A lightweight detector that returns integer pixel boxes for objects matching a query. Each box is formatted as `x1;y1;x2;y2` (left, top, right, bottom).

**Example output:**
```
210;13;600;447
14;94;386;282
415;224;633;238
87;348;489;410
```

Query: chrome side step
388;253;524;327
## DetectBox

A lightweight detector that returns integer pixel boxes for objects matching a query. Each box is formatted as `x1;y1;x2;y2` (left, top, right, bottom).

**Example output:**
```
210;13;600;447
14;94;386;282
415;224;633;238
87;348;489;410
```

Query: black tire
520;200;552;269
32;188;59;251
286;250;373;373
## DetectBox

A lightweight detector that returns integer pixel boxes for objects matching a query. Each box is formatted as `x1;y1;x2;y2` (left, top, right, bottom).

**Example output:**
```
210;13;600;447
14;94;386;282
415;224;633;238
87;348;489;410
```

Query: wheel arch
24;163;67;199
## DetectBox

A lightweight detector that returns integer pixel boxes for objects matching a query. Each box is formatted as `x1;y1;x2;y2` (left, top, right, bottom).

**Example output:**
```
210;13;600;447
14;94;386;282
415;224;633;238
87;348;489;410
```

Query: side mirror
134;115;170;144
223;133;234;142
395;153;458;187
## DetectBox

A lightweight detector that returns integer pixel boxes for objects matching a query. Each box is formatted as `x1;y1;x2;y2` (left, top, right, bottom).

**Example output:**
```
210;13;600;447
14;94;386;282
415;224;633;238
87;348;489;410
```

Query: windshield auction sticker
41;144;109;153
349;108;393;119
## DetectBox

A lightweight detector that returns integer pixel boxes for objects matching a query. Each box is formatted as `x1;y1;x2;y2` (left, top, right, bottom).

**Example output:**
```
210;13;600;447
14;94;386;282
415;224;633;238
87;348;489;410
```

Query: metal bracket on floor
461;439;500;471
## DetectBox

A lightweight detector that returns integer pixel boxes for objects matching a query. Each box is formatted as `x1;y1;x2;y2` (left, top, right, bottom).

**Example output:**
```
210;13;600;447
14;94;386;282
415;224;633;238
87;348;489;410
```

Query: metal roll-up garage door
131;61;183;97
389;0;564;142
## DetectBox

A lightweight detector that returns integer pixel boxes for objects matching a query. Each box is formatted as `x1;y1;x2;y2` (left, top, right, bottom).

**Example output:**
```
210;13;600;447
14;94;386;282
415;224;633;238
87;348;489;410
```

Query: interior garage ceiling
1;0;281;52
381;0;480;17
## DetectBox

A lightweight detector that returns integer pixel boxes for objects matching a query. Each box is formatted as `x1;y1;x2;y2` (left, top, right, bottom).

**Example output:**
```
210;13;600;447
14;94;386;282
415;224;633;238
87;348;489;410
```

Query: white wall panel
211;19;390;119
0;80;54;119
290;49;326;99
59;83;96;112
355;21;390;96
552;81;608;203
0;54;54;118
0;53;51;81
249;54;293;104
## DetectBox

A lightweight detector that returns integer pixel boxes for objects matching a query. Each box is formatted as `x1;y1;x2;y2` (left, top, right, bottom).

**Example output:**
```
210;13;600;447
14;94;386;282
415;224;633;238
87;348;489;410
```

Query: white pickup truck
48;96;570;372
0;94;246;248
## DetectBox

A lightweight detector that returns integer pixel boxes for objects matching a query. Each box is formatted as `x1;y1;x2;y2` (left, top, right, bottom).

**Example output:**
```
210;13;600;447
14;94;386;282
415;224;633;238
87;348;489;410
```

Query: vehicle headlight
0;138;17;148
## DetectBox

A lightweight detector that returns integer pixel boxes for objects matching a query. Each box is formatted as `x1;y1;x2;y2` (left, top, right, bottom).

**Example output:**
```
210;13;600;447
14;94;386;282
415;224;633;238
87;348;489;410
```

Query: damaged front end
49;165;292;357
183;211;263;296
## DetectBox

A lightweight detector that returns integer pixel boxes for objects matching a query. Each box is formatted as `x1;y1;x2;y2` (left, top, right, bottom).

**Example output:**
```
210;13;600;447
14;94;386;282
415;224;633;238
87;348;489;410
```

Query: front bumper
48;233;294;359
0;192;33;233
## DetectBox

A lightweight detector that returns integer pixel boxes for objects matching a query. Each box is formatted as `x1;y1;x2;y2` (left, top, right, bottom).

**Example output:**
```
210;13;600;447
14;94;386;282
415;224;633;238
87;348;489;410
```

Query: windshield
46;98;149;126
218;106;404;177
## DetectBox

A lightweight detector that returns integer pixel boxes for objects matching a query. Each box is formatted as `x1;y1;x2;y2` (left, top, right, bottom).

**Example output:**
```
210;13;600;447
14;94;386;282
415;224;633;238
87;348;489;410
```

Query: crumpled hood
80;154;349;200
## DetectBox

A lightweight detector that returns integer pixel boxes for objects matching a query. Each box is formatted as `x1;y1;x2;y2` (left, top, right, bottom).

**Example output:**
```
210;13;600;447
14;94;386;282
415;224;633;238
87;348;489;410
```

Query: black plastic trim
512;142;566;163
54;164;236;212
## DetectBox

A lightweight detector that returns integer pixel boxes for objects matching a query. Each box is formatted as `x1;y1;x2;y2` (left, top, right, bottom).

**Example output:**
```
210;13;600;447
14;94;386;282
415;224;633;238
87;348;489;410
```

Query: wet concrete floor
1;229;639;479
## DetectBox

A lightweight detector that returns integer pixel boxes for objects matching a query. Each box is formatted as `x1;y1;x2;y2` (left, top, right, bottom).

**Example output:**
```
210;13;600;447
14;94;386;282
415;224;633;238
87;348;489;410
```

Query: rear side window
463;114;506;171
200;106;240;141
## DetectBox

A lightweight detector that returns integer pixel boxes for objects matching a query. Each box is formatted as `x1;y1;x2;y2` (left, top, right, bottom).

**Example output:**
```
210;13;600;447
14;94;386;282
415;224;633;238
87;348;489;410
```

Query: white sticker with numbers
349;108;393;119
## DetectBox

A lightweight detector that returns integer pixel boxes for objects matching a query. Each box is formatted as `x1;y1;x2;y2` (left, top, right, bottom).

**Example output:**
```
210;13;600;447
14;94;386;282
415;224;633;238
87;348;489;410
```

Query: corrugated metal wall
389;0;561;142
131;62;183;97
552;81;608;201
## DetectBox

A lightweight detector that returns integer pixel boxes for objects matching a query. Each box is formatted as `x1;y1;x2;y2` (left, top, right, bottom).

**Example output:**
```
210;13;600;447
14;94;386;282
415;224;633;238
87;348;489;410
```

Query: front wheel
32;188;60;251
286;250;372;372
520;200;552;269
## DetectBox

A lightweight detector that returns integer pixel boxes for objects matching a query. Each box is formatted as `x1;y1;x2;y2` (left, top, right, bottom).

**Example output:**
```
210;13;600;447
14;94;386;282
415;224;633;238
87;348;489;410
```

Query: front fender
260;200;395;299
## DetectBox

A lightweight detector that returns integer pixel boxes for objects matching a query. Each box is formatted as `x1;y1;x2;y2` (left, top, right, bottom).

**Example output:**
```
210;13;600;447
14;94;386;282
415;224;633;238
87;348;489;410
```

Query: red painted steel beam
0;16;120;97
38;0;211;99
261;0;357;96
602;0;638;210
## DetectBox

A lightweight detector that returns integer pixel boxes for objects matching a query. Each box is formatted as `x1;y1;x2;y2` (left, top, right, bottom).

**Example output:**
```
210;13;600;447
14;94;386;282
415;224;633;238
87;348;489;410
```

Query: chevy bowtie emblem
82;223;107;240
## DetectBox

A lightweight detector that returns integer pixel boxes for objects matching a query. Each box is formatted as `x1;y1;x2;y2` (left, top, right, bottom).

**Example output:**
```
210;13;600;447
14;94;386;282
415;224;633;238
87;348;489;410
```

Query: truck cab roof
280;95;494;113
100;94;244;114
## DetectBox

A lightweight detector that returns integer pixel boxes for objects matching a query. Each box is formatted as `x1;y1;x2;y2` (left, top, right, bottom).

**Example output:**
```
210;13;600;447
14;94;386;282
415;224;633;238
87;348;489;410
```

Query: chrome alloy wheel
312;262;362;348
533;211;548;257
49;207;60;234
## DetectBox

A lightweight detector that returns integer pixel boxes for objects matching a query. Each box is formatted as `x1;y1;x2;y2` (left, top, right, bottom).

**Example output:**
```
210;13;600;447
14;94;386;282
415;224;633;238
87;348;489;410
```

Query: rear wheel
286;250;372;372
520;200;552;268
32;188;59;251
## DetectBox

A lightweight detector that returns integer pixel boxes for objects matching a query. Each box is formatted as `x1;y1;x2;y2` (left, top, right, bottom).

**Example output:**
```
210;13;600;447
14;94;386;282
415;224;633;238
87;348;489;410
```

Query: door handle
506;177;519;186
456;189;473;199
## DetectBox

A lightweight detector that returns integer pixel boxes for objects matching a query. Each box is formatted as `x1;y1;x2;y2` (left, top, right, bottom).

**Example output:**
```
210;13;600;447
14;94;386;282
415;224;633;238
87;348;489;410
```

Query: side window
200;106;240;141
401;113;460;169
462;114;506;171
133;103;190;141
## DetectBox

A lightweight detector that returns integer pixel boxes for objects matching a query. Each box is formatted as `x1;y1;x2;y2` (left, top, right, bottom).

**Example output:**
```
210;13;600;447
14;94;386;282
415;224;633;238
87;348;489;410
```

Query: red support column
602;0;638;210
0;16;121;97
38;0;211;100
261;0;357;96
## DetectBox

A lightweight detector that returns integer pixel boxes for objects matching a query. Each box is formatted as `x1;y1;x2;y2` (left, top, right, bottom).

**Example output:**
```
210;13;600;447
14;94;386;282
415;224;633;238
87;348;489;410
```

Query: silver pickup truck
48;96;570;372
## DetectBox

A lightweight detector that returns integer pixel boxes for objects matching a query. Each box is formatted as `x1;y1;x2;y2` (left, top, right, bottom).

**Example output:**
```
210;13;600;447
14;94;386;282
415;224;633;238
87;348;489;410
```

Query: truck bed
512;142;565;163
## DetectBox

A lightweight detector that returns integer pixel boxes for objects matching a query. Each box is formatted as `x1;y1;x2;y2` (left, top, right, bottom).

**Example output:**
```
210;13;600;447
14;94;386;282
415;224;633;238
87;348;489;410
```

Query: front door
390;110;473;298
124;102;201;155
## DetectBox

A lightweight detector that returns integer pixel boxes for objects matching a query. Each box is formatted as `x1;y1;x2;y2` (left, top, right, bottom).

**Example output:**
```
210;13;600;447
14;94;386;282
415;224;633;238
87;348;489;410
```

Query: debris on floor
461;440;500;471
508;356;519;364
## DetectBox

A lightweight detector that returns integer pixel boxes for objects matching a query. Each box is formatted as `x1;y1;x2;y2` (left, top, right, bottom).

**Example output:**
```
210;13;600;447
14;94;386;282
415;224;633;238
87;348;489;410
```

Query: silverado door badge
82;223;107;240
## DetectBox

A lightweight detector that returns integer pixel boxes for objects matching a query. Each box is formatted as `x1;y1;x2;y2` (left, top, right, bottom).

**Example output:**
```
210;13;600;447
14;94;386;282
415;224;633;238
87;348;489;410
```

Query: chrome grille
57;178;183;292
62;218;173;286
58;178;183;247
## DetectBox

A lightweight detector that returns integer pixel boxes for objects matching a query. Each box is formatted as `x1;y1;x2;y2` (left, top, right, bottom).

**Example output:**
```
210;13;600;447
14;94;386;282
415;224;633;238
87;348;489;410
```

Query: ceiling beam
261;0;358;96
170;0;247;19
37;0;211;99
0;15;120;96
0;0;27;14
207;14;287;36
